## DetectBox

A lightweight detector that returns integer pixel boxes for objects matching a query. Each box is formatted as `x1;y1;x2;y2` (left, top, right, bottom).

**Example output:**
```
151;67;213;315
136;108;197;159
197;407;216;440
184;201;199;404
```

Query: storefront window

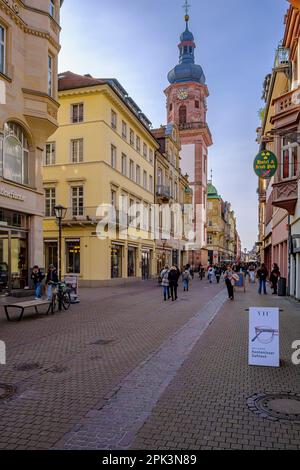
0;230;9;293
44;241;58;270
3;122;29;185
11;231;28;289
128;247;136;277
66;241;80;273
111;245;122;278
142;251;151;280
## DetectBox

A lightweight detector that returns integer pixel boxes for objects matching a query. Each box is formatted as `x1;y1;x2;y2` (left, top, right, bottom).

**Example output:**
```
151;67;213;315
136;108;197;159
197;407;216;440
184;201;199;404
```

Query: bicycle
51;282;71;312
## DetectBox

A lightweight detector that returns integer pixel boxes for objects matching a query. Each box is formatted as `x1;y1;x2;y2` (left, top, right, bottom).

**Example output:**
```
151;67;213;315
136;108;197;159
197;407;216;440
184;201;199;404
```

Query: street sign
248;307;280;367
253;150;278;179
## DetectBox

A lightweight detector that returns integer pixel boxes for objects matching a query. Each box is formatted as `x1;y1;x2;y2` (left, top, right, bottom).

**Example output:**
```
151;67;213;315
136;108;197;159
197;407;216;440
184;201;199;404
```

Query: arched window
3;122;29;184
179;105;187;125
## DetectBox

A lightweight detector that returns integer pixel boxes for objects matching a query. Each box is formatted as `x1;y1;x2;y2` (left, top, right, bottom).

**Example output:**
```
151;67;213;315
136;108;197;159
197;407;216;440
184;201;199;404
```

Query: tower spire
183;0;191;24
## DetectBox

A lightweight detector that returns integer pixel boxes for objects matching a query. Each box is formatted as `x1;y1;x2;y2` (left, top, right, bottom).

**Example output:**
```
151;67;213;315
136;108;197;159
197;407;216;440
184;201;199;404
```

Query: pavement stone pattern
55;288;227;449
132;284;300;450
0;278;222;450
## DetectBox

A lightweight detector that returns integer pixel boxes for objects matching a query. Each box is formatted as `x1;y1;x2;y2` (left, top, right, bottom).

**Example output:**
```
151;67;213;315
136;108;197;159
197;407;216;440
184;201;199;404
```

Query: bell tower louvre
164;1;212;266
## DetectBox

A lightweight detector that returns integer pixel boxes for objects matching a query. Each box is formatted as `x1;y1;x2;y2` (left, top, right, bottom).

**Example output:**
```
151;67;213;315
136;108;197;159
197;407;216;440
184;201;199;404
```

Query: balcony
60;207;128;229
272;178;298;215
156;185;171;202
272;88;300;127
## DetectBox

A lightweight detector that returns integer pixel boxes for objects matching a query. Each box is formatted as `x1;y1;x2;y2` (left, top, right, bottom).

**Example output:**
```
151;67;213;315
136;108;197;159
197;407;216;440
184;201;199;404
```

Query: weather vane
183;0;191;21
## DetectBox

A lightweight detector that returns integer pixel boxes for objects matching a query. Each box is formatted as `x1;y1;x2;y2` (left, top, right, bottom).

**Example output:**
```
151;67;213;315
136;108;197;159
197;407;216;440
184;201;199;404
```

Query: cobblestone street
0;279;299;450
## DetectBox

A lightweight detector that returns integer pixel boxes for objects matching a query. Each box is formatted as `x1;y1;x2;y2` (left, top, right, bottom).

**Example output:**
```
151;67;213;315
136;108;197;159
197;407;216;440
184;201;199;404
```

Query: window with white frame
111;144;117;169
0;24;6;75
143;170;147;189
207;233;213;245
136;165;141;185
45;187;56;217
111;110;117;129
136;136;141;153
49;0;55;18
122;121;127;140
71;103;84;123
48;55;53;97
2;122;29;185
149;175;153;193
149;148;154;165
121;153;127;176
111;189;117;208
71;139;83;163
130;129;134;146
45;142;56;165
143;143;148;159
71;186;84;217
129;159;134;180
282;136;298;179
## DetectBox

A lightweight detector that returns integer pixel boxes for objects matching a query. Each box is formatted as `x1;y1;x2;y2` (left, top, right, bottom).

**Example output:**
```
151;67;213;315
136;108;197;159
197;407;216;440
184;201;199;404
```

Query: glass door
0;229;9;293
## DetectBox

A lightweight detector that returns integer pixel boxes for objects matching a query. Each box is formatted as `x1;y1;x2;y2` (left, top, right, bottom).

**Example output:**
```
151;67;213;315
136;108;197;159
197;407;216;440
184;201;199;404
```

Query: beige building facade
0;0;62;293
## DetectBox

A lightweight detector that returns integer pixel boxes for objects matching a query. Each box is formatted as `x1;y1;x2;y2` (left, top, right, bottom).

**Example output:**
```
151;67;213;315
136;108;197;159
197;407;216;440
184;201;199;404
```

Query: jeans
225;279;234;299
34;283;42;299
163;286;169;300
258;279;267;295
183;279;189;291
169;283;178;301
47;284;54;300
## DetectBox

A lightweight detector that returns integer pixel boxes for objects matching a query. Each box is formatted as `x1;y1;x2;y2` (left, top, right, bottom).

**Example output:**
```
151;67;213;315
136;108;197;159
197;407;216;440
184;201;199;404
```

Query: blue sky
59;0;288;250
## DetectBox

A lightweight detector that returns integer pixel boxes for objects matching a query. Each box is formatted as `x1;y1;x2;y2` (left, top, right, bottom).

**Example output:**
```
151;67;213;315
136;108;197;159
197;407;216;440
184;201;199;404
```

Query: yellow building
43;71;159;286
0;0;62;293
152;124;192;273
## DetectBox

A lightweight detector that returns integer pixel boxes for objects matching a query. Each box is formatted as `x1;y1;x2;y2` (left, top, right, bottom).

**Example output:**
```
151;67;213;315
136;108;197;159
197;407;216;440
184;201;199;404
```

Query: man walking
169;266;180;301
160;266;170;301
257;264;269;295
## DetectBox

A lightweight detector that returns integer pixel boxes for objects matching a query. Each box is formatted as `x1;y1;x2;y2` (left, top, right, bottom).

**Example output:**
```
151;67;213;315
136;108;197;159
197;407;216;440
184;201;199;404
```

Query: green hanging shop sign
253;150;278;179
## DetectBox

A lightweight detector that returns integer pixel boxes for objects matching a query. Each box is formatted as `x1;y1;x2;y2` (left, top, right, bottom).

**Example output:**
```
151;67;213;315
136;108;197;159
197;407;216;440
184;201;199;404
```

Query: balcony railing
272;178;298;215
156;185;171;201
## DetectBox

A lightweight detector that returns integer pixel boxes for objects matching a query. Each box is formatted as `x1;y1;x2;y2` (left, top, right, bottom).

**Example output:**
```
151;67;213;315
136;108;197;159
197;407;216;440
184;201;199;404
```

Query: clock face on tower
177;89;189;101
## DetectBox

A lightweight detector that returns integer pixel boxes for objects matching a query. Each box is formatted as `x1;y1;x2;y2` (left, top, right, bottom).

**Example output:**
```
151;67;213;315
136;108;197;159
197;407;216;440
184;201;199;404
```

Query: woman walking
257;263;269;295
160;266;170;301
270;263;280;295
224;265;239;300
169;266;180;301
182;266;191;292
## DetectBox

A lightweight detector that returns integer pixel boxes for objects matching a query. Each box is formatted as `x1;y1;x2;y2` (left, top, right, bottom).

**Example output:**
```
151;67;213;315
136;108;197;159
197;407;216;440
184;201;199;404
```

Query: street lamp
54;205;67;281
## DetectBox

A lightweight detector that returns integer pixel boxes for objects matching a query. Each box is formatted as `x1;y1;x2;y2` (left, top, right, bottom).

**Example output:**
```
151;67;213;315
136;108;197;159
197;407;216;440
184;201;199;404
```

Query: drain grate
247;392;300;424
14;362;42;372
0;384;16;400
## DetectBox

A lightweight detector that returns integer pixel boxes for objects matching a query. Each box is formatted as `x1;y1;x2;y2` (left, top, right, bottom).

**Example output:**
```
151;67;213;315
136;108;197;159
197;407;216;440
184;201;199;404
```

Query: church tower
165;2;212;265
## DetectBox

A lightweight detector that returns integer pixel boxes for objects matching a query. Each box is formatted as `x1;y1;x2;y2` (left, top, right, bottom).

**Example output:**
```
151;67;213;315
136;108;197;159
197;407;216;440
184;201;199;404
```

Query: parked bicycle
51;282;71;312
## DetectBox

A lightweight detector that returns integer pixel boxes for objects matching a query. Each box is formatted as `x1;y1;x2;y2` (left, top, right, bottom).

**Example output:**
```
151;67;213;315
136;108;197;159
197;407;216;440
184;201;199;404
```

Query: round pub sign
253;150;278;179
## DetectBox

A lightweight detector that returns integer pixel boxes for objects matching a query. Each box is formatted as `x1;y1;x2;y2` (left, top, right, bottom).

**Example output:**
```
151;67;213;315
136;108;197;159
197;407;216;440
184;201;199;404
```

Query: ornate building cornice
0;0;61;51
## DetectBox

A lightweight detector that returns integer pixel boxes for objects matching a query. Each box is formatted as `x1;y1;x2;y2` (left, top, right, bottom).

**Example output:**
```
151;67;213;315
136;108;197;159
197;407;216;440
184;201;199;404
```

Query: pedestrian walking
160;266;170;301
257;263;269;295
182;267;191;292
249;264;256;284
46;264;59;301
31;265;45;300
208;266;215;284
215;266;222;284
168;266;180;301
270;263;280;295
224;265;239;300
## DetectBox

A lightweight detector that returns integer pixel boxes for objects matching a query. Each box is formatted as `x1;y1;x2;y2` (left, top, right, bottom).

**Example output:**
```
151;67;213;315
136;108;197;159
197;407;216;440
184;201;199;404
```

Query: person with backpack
168;266;180;301
31;265;45;300
160;266;170;301
182;266;191;292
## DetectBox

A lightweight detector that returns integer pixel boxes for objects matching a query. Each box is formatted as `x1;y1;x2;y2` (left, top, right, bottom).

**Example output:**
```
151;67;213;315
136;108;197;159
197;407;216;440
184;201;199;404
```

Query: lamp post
54;205;67;281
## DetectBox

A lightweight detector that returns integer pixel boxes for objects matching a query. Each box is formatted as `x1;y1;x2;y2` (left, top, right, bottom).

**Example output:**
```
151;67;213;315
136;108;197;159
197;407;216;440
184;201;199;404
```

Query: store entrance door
142;251;151;280
0;229;10;294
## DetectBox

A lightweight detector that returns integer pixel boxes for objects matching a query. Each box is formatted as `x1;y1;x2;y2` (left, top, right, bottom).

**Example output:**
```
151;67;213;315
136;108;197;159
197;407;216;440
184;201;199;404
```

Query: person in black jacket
168;266;180;301
31;266;45;299
46;264;59;300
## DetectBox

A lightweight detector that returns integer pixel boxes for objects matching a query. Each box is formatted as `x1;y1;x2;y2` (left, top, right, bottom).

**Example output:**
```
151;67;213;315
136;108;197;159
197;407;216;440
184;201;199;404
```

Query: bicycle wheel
51;293;59;313
62;292;71;310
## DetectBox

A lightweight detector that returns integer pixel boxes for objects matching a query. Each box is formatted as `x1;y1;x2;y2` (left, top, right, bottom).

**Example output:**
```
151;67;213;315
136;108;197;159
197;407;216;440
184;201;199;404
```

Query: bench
4;300;53;322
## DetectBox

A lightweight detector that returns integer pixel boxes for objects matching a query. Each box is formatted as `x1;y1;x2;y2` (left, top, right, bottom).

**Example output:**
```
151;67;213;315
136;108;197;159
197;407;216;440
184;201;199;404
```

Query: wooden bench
4;300;53;322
